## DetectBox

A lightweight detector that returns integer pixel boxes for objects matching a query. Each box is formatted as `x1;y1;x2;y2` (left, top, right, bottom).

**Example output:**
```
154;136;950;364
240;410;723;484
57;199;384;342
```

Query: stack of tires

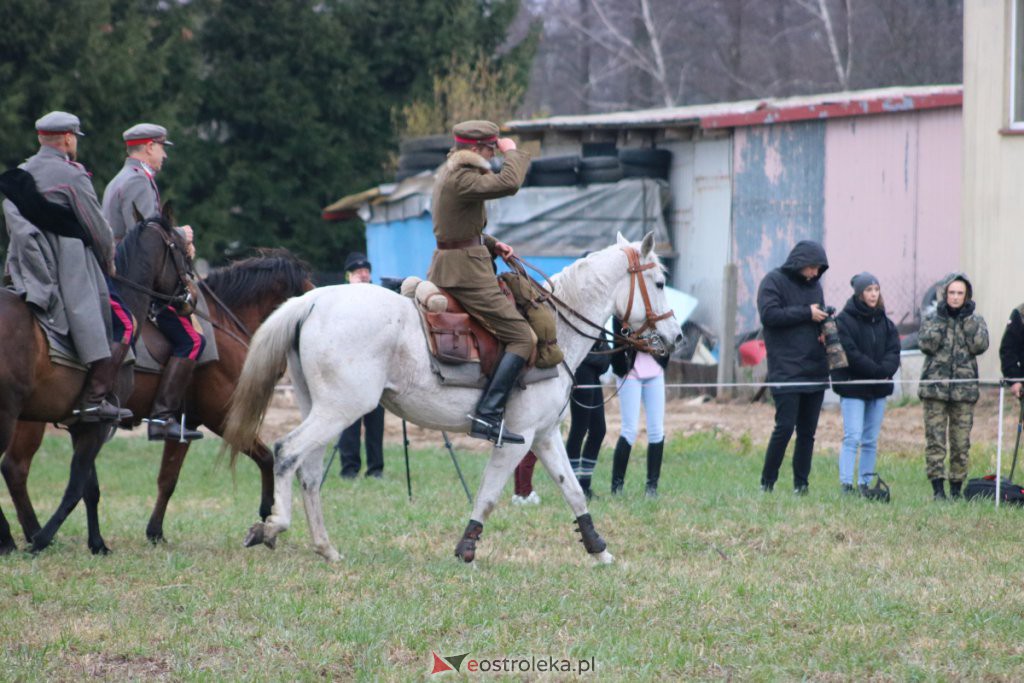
579;156;623;184
618;148;672;180
526;155;580;187
395;134;451;182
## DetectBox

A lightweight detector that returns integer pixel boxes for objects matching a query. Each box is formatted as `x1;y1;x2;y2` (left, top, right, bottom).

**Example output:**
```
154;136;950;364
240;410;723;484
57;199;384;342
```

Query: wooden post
717;263;738;400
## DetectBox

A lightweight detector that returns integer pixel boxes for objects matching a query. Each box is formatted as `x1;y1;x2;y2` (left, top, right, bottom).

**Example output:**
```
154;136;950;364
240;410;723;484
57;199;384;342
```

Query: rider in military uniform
103;123;204;441
428;120;534;445
2;112;130;422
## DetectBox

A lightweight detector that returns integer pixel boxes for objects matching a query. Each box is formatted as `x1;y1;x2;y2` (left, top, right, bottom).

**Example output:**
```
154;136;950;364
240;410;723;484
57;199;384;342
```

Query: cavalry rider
428;120;534;445
102;123;204;441
2;111;131;423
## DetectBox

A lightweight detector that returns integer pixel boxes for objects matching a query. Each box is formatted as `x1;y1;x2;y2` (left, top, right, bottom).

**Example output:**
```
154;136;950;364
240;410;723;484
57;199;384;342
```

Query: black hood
780;240;829;283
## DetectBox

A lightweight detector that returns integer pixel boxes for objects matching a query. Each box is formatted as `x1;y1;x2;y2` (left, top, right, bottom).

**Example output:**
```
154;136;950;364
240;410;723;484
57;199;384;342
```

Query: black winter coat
831;296;901;400
575;339;612;386
756;241;829;394
999;305;1024;381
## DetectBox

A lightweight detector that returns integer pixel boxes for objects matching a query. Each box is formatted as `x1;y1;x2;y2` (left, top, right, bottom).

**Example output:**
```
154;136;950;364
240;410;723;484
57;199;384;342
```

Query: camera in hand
820;305;849;370
380;277;404;293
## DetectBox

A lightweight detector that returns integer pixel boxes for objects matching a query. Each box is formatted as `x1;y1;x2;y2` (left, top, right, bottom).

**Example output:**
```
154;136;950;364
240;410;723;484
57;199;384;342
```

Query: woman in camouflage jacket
917;273;989;499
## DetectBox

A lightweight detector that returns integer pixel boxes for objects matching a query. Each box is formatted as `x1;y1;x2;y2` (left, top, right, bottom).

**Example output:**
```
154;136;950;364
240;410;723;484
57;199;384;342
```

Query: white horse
222;233;681;563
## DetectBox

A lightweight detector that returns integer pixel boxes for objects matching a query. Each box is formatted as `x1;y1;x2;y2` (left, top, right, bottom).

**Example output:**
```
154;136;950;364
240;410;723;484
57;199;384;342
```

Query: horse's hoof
90;543;111;556
0;540;16;556
317;546;341;562
147;534;166;545
263;535;276;550
454;519;483;563
592;550;615;565
243;522;265;548
455;546;476;563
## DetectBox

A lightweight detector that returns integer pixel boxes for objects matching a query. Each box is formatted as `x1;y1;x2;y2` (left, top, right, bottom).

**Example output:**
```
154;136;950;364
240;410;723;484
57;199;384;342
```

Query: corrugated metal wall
822;109;961;328
731;121;826;334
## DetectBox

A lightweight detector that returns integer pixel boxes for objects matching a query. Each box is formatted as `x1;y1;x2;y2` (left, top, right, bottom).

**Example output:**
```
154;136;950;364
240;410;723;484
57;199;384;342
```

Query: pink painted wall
822;108;961;327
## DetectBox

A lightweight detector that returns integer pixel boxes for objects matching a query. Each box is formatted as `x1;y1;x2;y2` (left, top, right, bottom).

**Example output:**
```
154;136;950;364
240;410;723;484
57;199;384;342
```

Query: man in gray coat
2;111;129;422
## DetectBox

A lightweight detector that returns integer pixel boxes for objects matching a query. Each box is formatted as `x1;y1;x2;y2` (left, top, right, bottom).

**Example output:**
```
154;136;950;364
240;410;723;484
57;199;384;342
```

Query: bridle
505;245;674;355
112;218;193;308
619;246;674;352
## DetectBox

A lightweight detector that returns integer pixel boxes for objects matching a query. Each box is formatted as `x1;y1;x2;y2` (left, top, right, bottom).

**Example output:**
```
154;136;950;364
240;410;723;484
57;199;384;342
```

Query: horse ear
615;231;629;247
131;202;144;226
640;231;655;257
162;200;175;228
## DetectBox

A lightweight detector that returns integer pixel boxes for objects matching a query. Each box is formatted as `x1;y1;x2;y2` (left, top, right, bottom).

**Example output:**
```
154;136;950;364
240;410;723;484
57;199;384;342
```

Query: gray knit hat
850;272;879;297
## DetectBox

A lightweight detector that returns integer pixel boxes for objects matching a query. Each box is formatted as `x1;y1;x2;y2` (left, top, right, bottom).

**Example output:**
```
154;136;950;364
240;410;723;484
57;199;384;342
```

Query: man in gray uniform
103;123;203;441
2;112;129;422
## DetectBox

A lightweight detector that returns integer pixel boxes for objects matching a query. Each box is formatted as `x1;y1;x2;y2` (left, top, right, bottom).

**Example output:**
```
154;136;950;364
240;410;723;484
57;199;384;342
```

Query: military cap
35;111;85;136
123;123;174;147
344;252;371;272
452;120;499;146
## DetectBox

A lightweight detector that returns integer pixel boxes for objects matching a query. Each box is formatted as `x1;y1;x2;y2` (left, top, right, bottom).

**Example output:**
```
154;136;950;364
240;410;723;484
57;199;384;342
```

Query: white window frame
1011;0;1024;129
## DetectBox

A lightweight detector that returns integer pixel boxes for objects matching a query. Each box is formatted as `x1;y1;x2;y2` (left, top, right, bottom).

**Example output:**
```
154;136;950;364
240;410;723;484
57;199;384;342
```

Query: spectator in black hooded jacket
832;272;901;495
757;240;830;494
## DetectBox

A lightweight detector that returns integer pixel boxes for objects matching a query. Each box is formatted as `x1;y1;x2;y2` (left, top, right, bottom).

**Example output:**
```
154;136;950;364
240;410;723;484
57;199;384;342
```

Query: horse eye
655;282;665;290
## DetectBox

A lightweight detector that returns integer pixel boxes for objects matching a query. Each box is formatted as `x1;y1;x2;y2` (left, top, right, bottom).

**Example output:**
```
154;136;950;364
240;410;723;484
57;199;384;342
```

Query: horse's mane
203;248;311;309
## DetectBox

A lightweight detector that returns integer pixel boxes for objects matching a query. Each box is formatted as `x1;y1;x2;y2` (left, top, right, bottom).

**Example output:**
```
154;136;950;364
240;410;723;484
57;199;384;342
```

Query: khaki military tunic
427;148;535;359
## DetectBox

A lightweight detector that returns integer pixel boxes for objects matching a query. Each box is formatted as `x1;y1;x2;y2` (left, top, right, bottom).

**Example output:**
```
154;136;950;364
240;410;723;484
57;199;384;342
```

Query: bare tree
791;0;854;90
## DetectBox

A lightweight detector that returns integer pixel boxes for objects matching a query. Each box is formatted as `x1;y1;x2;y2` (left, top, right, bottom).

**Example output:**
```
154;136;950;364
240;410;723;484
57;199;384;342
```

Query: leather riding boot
74;342;133;422
645;440;664;498
147;357;203;441
610;437;632;495
468;352;527;446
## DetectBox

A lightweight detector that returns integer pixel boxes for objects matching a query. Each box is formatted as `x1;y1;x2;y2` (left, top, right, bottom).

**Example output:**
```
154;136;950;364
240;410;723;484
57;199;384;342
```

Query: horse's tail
222;292;317;464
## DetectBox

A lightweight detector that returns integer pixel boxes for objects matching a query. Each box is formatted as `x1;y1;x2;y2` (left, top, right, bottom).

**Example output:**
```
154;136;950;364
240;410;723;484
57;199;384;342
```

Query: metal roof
504;84;962;133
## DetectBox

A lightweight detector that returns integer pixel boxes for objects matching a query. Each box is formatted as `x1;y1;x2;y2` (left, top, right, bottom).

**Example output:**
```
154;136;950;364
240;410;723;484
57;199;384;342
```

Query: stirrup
73;400;131;423
467;414;524;447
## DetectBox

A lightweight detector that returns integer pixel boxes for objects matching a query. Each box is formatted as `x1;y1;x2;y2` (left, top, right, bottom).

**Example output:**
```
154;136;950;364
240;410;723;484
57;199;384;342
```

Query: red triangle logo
431;652;454;674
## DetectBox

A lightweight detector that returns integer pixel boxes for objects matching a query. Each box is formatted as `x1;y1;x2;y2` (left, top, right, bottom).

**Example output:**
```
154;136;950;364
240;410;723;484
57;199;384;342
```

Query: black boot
73;342;133;422
931;478;946;500
468;352;527;446
949;480;963;499
148;357;203;441
646;440;664;498
578;476;595;501
610;437;632;495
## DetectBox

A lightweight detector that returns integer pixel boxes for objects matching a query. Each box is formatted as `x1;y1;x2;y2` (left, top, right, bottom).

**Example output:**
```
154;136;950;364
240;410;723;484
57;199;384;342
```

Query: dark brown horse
0;249;313;550
0;213;190;554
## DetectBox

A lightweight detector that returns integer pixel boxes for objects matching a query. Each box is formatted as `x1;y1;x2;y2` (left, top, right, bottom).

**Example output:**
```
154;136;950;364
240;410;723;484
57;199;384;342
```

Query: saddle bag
498;272;563;369
426;311;476;363
964;476;1024;504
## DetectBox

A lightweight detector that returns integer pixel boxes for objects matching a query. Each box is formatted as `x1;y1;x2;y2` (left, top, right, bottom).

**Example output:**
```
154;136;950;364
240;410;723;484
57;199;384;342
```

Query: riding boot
147;357;203;441
468;352;527;445
645;440;664;498
610;437;632;495
73;342;133;422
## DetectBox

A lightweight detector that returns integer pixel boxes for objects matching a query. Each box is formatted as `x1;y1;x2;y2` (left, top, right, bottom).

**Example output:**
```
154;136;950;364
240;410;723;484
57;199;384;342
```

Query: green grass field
2;431;1024;681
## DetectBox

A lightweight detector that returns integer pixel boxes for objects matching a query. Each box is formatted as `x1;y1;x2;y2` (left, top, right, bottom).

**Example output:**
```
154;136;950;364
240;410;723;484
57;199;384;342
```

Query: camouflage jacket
918;300;989;403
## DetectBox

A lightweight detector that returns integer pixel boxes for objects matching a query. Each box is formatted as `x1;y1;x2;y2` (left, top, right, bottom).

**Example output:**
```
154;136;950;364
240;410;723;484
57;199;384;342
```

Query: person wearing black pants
566;339;612;499
757;241;830;494
339;405;385;479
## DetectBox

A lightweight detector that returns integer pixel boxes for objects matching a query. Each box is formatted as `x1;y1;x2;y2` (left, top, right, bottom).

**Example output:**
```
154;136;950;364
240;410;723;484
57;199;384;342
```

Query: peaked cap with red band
452;120;499;146
123;122;174;147
35;111;85;137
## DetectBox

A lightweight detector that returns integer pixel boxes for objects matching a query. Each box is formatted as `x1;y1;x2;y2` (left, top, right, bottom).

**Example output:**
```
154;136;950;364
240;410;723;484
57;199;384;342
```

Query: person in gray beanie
832;272;901;495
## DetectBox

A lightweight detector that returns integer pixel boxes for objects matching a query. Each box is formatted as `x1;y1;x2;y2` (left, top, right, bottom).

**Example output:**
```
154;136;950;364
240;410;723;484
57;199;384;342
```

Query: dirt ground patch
250;386;1019;458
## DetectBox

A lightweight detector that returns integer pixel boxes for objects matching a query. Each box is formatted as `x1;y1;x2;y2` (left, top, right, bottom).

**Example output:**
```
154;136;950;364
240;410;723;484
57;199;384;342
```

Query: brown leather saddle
423;284;512;378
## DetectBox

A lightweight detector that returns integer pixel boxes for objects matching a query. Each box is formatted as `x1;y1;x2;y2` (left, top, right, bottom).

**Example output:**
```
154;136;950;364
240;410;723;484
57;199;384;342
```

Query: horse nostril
674;333;683;343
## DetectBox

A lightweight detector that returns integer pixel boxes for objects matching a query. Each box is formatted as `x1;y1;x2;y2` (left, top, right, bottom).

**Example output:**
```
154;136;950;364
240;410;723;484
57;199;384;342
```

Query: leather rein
505;246;673;356
113;219;252;348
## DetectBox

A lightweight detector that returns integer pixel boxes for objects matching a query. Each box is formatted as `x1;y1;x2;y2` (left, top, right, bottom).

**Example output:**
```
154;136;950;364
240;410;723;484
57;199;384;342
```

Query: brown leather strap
436;237;484;250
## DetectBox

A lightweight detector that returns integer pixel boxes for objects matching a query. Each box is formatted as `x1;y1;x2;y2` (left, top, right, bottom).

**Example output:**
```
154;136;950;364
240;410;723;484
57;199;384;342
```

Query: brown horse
0;214;190;554
0;249;313;549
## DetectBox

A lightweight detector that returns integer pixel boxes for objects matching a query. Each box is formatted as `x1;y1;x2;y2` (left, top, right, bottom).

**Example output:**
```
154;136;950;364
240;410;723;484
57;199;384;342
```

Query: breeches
108;288;134;346
154;307;206;360
443;283;535;360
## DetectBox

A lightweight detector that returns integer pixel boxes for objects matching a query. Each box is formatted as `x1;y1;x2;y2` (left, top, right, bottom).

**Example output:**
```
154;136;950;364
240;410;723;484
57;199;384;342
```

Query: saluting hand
497;137;517;153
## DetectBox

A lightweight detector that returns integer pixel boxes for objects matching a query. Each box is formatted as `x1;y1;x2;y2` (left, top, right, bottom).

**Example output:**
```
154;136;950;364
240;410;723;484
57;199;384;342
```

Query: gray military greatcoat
3;146;115;364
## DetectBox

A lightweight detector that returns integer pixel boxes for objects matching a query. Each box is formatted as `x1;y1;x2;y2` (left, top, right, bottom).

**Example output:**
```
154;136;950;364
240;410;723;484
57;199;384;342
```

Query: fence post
717;263;738;401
